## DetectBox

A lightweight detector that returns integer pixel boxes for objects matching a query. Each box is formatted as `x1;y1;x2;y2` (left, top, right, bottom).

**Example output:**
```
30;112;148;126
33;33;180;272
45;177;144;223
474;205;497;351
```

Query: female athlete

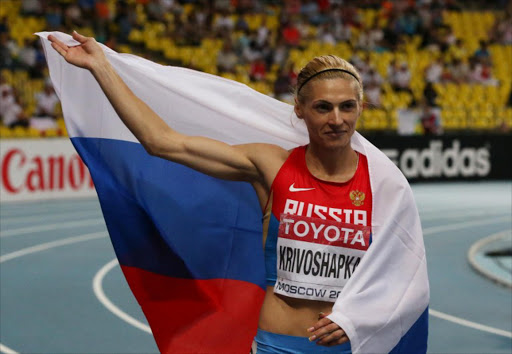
48;31;428;354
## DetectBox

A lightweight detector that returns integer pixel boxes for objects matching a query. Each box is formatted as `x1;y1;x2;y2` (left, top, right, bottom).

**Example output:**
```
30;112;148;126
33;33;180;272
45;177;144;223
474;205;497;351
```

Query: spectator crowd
1;0;511;136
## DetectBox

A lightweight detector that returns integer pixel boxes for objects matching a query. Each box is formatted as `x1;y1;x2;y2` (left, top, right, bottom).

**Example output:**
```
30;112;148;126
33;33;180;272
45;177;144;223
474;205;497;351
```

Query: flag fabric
37;31;429;354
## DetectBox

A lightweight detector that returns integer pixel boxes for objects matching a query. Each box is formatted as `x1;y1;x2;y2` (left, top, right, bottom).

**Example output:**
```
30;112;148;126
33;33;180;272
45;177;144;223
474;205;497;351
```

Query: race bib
274;213;371;302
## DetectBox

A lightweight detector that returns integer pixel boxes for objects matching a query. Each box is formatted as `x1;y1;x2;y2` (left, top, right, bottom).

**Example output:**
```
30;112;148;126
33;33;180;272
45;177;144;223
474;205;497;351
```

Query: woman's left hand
307;312;349;347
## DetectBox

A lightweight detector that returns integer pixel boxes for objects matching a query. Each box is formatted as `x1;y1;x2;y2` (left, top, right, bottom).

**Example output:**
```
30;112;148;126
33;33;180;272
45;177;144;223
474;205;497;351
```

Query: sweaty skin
48;31;361;347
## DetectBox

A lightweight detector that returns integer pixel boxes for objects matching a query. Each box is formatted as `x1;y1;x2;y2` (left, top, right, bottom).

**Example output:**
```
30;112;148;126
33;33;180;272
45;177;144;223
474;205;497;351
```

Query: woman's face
295;78;361;151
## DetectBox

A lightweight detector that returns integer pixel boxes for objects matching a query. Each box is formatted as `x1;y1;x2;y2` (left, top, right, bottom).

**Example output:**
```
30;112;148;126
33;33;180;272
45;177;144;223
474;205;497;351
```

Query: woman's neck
305;144;359;183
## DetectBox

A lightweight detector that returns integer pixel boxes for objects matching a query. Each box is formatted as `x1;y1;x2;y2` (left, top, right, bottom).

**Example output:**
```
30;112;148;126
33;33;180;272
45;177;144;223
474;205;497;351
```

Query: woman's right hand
48;31;107;71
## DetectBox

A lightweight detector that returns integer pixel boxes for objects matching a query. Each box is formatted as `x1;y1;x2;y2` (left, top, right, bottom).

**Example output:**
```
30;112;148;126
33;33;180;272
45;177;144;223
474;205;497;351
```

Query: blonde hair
295;55;363;104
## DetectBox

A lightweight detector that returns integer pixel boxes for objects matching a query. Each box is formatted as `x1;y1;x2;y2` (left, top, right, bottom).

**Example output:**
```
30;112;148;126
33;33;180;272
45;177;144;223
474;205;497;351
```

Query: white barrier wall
0;138;96;202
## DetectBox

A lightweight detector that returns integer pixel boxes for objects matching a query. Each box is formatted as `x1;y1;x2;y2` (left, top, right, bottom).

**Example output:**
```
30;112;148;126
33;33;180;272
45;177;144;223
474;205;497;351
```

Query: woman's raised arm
48;31;286;183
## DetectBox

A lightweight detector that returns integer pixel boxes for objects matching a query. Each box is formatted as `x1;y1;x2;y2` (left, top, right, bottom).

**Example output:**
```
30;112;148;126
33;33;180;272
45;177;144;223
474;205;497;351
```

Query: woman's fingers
50;40;68;58
72;31;88;44
319;330;349;346
48;35;68;52
308;322;342;341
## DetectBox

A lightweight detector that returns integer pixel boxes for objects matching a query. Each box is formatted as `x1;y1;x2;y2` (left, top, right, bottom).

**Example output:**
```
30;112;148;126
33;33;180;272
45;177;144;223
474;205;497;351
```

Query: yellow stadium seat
0;126;13;138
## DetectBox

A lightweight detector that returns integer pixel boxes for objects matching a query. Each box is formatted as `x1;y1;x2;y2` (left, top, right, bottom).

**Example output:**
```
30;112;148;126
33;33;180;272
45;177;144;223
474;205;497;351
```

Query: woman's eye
315;104;331;112
341;102;356;110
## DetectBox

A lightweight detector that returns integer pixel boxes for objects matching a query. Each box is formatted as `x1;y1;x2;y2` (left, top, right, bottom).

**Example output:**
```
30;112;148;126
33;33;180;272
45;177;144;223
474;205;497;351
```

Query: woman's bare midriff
258;285;333;337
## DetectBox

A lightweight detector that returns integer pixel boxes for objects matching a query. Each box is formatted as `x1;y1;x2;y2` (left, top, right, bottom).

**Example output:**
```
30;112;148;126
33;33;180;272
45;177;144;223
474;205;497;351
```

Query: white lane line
425;217;512;338
423;216;511;236
420;210;510;221
0;204;100;217
0;219;105;238
1;211;101;224
0;231;108;353
419;205;509;215
0;231;107;263
0;343;18;354
92;259;152;334
467;230;512;288
429;309;512;338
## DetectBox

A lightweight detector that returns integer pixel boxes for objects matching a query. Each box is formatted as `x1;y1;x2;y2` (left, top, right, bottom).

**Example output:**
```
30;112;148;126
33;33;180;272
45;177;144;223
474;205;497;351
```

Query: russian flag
38;32;429;354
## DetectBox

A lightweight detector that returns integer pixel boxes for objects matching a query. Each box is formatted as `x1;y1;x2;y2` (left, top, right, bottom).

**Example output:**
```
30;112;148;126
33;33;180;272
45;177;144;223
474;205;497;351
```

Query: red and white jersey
263;145;372;302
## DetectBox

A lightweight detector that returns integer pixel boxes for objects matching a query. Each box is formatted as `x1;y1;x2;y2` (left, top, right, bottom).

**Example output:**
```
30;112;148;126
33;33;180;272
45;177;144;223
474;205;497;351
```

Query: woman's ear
294;99;303;119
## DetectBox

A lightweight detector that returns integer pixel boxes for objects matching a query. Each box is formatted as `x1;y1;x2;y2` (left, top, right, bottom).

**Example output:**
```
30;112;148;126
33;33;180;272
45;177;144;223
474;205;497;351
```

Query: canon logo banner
1;139;96;201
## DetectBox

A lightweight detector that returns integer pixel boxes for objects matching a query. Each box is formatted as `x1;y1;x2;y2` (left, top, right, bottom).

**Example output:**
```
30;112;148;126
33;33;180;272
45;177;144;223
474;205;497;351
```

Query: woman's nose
328;109;344;125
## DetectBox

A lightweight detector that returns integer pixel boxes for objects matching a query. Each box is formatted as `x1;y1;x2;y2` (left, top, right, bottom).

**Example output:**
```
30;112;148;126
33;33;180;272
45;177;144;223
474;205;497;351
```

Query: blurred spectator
301;0;319;21
424;58;444;84
273;65;294;103
447;58;470;84
491;12;512;44
423;82;438;107
182;9;204;46
392;62;412;92
417;3;432;33
329;5;352;43
242;38;262;63
147;0;164;22
469;60;498;86
33;79;59;119
234;15;249;32
281;19;301;47
368;21;385;51
2;0;511;137
271;37;289;67
249;57;267;81
21;0;43;16
362;67;383;88
18;39;37;72
45;4;63;31
0;77;14;115
447;38;468;62
396;7;421;36
473;40;491;63
256;15;271;47
317;23;336;45
389;61;416;104
64;3;84;28
114;1;135;44
420;104;441;135
0;33;19;69
0;16;9;35
78;0;95;18
216;41;238;74
214;9;234;35
94;0;112;42
1;88;28;129
365;81;382;107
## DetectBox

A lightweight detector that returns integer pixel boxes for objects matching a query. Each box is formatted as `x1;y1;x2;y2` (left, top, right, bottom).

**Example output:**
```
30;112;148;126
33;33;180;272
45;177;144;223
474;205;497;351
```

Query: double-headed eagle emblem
350;190;365;206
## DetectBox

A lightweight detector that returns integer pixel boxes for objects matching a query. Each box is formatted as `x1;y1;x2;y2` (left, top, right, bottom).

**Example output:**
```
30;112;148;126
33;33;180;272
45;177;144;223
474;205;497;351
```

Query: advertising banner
366;134;512;182
0;138;96;202
1;134;510;202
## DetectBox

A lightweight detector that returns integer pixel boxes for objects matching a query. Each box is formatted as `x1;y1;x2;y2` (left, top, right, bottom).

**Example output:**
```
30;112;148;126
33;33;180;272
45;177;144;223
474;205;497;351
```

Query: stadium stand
0;0;511;138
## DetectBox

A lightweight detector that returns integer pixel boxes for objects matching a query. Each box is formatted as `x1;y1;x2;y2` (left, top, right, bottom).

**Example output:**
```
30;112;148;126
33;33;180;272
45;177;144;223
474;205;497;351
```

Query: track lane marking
467;230;512;288
1;211;101;224
0;219;105;238
0;344;18;354
92;259;152;334
429;309;512;338
0;231;108;353
423;216;510;236
89;217;512;340
420;210;510;221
